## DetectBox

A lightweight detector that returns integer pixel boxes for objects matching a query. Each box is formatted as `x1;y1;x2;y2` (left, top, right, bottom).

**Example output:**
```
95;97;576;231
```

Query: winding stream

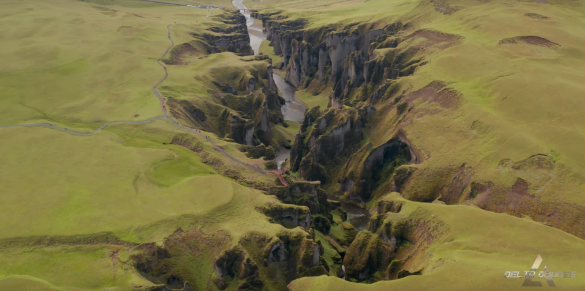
233;0;307;169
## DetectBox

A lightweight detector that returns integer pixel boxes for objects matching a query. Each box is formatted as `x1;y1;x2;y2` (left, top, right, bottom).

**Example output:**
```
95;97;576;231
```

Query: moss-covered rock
245;144;267;159
258;203;311;229
264;146;276;160
264;160;277;170
342;230;393;282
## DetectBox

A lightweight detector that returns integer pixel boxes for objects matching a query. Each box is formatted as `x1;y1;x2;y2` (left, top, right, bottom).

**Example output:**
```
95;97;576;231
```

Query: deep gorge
135;2;585;290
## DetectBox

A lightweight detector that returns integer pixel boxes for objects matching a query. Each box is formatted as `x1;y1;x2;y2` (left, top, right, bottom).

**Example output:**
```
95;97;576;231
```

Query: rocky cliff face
201;11;253;55
213;246;263;290
254;14;429;192
397;155;585;239
259;202;312;229
162;11;284;152
342;194;450;282
212;230;330;290
168;61;283;149
337;132;418;202
269;180;333;233
260;16;418;104
247;12;585;285
290;106;368;185
152;6;585;289
256;7;585;244
132;229;233;291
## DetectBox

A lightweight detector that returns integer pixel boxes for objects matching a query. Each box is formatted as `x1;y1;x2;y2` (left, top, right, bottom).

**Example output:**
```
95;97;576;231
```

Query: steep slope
243;0;585;289
289;193;585;290
251;0;585;239
2;0;585;290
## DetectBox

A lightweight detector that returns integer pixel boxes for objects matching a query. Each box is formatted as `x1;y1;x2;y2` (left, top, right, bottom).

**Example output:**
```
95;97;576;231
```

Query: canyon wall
257;11;585;242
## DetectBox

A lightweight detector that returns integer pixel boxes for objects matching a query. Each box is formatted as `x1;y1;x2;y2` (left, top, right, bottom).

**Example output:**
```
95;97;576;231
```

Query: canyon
139;0;585;289
1;0;585;290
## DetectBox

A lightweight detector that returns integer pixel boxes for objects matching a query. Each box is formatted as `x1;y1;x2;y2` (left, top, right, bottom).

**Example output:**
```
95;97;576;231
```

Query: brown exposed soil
405;29;463;49
525;13;550;20
405;81;461;109
499;36;560;48
472;178;585;239
430;0;460;15
438;164;475;205
343;203;451;282
164;42;203;65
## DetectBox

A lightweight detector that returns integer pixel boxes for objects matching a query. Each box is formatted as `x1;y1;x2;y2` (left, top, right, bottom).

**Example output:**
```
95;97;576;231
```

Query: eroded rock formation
212;230;330;290
167;62;284;150
343;194;450;282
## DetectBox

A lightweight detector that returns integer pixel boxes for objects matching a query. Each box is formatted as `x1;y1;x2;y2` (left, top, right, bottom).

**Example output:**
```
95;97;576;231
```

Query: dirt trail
268;168;288;186
153;24;174;118
141;0;186;6
0;116;167;135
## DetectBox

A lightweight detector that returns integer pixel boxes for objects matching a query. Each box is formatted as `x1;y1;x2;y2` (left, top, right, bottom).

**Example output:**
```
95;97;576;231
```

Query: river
233;0;307;169
232;1;368;232
232;0;264;55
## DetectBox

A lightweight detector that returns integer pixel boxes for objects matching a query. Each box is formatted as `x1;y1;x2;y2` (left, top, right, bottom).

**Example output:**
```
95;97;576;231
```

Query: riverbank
233;0;307;169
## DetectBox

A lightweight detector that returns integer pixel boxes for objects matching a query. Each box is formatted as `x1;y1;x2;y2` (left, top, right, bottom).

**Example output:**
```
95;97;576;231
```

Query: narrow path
141;0;186;6
148;24;270;175
0;116;166;135
153;24;174;118
268;169;288;186
0;23;288;183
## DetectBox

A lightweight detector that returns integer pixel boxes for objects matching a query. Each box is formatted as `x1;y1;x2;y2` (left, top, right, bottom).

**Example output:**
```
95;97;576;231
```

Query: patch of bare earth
499;36;560;48
405;29;463;50
498;36;560;57
406;81;461;109
164;42;203;65
525;13;550;20
430;0;461;15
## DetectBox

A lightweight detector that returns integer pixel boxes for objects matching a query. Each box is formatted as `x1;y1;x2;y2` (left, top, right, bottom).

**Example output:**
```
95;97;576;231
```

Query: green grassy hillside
291;195;585;290
1;0;585;290
253;0;585;198
0;1;288;290
254;0;585;226
251;0;585;289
